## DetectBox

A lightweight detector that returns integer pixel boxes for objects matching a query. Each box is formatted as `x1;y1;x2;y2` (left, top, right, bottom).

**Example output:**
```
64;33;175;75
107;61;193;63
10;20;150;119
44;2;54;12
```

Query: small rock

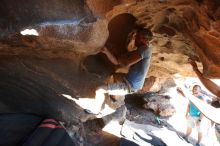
102;105;127;125
143;95;176;117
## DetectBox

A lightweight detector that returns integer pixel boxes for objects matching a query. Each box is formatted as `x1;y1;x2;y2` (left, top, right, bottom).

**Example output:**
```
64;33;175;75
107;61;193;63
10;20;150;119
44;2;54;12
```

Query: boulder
143;95;176;117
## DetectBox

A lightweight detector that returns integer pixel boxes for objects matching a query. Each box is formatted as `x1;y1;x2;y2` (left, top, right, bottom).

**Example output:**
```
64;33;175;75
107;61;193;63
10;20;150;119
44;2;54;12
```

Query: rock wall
0;0;93;37
104;0;220;78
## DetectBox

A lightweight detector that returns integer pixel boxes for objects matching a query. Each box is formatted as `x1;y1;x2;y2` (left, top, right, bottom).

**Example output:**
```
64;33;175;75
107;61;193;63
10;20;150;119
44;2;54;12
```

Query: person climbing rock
177;85;205;146
85;28;153;115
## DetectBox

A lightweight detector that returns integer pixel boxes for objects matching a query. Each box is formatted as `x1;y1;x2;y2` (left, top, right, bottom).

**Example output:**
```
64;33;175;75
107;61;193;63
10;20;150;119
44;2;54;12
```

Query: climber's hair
137;28;153;41
192;85;201;90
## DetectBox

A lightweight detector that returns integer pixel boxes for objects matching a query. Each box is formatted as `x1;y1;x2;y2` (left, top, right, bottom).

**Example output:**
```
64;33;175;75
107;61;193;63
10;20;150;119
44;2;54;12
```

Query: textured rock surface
0;0;94;37
105;0;220;78
143;95;176;117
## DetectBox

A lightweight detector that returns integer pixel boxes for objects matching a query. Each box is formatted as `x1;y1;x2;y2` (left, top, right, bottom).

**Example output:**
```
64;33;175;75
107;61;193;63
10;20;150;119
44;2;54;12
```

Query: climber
86;28;153;115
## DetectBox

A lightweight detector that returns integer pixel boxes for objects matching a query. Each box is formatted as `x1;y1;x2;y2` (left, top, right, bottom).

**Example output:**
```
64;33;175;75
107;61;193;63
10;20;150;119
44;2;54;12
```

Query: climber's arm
188;58;220;98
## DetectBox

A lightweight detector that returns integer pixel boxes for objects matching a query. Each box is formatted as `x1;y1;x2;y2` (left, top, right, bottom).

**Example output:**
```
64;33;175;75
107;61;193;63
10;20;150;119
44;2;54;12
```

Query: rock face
143;95;176;117
0;0;219;128
113;0;219;78
0;0;94;37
